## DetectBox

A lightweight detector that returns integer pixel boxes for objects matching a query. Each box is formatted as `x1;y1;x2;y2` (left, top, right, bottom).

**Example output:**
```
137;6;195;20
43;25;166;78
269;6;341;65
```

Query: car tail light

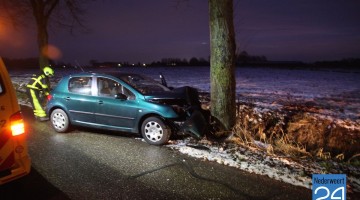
47;94;53;101
10;111;25;136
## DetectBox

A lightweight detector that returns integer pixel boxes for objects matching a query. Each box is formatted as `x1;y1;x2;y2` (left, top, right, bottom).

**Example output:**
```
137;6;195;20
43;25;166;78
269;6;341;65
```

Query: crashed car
46;72;208;145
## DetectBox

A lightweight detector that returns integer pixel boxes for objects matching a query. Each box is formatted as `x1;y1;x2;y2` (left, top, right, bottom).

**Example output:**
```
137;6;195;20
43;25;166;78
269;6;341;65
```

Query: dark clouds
1;0;359;64
234;0;360;61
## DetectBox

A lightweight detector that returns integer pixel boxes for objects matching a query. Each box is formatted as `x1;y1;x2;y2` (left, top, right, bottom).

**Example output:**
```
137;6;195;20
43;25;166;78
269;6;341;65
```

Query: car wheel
141;117;171;145
50;108;70;133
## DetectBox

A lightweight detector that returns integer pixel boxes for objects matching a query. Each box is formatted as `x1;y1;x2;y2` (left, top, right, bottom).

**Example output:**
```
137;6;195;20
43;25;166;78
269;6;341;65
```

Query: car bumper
179;110;208;139
0;155;31;185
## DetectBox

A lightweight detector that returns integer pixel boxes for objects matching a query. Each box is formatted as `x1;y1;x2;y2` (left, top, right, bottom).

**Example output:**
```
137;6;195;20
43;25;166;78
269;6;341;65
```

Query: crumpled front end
178;110;208;139
172;87;208;139
145;86;209;139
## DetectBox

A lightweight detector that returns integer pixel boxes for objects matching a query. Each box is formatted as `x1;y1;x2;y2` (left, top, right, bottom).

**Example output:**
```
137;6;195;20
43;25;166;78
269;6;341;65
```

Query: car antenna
75;60;85;72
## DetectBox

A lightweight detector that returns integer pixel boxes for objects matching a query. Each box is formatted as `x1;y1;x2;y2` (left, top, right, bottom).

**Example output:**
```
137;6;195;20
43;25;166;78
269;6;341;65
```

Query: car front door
95;77;139;131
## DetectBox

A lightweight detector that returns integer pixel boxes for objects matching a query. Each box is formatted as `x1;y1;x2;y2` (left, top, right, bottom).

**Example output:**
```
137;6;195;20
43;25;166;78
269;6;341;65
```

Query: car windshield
118;74;170;94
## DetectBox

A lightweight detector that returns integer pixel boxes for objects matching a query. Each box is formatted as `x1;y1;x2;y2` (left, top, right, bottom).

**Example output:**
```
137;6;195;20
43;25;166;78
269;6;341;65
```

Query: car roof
68;71;141;78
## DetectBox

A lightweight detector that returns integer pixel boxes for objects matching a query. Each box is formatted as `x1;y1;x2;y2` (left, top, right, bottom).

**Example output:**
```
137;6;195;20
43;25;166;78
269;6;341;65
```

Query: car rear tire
141;117;171;145
50;108;70;133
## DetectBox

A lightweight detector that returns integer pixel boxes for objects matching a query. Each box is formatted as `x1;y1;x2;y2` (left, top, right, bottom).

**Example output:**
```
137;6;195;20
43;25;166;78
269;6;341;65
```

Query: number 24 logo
314;186;345;200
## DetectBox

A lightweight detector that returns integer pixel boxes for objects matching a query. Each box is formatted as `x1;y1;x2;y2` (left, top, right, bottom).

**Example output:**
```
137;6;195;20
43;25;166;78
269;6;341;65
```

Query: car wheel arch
140;115;172;145
50;108;71;133
137;113;165;133
49;106;72;122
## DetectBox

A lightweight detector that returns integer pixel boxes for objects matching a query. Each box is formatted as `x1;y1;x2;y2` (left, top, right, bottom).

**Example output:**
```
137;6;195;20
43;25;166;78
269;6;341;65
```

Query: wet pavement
1;106;312;200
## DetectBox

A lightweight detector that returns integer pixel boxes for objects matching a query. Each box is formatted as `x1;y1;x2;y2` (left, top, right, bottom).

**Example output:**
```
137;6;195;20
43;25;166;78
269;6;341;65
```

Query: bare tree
209;0;236;131
0;0;89;70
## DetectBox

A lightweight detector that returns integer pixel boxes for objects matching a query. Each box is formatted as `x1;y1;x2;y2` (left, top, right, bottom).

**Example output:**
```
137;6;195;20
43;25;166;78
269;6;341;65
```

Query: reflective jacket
26;73;50;94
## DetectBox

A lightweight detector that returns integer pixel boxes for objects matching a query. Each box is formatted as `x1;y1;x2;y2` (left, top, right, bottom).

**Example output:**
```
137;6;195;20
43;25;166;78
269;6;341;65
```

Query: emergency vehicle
0;57;31;185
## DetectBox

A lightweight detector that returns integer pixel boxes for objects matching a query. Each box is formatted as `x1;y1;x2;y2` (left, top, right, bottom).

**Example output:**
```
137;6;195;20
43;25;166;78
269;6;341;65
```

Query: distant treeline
2;57;40;69
313;58;360;69
90;57;210;67
91;51;268;67
3;54;360;69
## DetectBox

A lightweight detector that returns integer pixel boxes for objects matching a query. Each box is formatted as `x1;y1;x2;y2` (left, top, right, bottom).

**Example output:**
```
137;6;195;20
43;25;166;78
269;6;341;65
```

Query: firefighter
26;66;54;121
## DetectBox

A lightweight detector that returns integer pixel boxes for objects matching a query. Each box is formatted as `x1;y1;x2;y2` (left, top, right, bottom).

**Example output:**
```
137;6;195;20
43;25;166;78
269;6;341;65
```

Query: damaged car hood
144;86;201;107
144;86;207;139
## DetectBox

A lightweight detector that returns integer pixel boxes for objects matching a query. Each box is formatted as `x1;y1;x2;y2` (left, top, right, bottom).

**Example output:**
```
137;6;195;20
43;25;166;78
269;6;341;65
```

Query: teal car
46;72;208;145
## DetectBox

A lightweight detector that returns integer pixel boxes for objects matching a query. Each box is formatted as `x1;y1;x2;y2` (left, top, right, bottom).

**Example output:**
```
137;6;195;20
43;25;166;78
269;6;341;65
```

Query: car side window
97;78;135;100
122;86;135;100
97;78;112;97
68;77;92;95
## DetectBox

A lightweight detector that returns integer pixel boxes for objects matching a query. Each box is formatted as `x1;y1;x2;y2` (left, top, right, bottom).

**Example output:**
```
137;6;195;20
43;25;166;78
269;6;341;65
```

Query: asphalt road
1;106;312;200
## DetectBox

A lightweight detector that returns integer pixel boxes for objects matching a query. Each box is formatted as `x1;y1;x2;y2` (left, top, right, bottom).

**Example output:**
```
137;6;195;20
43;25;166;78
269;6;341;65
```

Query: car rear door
95;77;139;131
64;76;98;124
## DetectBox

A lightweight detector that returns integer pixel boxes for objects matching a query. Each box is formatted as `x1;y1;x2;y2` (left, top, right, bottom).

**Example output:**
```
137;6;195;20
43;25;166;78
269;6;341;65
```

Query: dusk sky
1;0;360;65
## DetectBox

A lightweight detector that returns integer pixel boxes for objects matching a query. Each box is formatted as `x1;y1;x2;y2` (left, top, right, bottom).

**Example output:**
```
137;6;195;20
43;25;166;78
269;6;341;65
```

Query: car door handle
98;100;104;105
65;97;71;101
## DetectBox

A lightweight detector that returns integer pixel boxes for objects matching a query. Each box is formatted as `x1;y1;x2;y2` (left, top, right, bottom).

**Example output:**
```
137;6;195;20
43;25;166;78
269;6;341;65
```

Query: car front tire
141;117;171;145
50;108;70;133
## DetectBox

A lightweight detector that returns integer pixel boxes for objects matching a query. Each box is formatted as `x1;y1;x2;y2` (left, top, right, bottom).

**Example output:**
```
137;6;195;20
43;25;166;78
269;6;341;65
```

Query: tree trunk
37;19;50;70
31;0;50;70
209;0;236;131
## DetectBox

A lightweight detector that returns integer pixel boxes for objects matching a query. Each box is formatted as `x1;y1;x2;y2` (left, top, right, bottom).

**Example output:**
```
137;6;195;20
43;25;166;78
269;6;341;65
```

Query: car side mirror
159;73;168;87
115;93;127;100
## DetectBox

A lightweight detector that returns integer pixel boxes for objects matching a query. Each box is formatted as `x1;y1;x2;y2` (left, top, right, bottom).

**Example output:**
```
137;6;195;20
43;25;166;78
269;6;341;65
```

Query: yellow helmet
43;66;54;77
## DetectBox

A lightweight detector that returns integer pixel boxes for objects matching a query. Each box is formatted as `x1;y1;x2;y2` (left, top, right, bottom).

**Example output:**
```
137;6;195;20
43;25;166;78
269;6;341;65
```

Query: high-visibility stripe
0;130;15;172
0;152;15;172
1;171;28;183
29;89;47;117
26;84;40;90
0;130;11;149
26;74;48;90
